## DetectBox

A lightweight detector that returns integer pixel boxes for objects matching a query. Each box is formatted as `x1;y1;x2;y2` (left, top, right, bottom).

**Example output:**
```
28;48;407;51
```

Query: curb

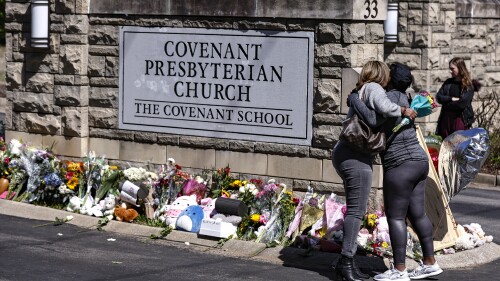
472;173;498;187
1;199;499;272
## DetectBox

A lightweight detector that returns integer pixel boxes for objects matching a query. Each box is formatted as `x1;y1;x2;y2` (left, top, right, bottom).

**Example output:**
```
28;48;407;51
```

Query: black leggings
383;161;434;265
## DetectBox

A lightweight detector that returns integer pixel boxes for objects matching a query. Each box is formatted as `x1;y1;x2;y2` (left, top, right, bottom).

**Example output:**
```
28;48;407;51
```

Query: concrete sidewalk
1;199;499;273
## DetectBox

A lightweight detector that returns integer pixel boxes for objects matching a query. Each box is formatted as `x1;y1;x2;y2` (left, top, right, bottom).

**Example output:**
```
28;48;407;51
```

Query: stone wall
3;0;388;207
4;0;499;209
386;0;500;135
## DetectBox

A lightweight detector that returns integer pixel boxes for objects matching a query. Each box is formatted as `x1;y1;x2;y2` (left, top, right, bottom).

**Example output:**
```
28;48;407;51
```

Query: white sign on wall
119;27;314;145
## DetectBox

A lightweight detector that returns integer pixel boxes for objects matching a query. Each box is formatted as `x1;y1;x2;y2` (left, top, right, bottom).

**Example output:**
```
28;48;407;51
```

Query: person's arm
348;93;386;127
436;82;452;104
363;83;417;119
446;87;474;110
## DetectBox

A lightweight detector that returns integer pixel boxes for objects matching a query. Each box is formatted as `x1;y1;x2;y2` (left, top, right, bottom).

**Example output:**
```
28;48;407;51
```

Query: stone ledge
88;0;387;20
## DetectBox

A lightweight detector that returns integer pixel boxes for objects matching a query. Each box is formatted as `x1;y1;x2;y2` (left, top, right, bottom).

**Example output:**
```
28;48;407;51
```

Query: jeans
332;142;373;257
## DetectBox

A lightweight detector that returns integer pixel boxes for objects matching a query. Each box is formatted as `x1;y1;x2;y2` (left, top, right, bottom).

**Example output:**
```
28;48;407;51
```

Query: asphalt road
0;186;499;281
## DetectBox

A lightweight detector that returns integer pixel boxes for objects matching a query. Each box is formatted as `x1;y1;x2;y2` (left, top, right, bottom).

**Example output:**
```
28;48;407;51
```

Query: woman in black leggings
348;63;443;281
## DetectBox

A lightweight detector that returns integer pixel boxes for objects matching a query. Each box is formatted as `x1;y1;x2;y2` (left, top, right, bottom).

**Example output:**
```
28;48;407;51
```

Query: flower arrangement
393;90;439;133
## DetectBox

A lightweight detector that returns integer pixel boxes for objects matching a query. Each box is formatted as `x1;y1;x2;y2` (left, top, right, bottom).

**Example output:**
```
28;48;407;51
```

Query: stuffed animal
101;194;117;220
200;197;217;219
175;205;204;233
164;194;198;228
114;203;139;223
212;213;242;226
373;216;390;243
66;196;83;212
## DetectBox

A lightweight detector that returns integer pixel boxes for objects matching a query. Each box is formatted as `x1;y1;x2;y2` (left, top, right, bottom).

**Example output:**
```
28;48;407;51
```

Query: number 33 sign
353;0;387;20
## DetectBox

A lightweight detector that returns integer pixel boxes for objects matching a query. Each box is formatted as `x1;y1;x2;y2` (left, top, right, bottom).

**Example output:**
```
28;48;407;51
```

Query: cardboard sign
415;125;459;251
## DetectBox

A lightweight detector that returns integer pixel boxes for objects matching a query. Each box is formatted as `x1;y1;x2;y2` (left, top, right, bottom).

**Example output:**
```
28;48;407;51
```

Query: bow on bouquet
392;90;438;133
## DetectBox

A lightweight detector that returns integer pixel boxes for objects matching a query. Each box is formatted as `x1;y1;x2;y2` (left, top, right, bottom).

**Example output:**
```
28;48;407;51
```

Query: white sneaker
408;261;443;279
374;268;410;281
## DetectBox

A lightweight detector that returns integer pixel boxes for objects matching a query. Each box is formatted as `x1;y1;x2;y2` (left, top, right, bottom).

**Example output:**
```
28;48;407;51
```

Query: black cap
390;62;413;91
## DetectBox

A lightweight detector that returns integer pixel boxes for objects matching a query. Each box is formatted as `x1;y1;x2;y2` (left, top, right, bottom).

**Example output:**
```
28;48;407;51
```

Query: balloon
438;128;490;201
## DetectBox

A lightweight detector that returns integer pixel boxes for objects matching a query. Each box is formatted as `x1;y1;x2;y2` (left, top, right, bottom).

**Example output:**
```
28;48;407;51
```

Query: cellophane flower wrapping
438;128;490;201
393;91;438;133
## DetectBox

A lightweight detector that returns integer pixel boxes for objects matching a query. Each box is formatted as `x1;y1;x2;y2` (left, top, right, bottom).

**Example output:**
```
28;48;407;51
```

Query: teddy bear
114;202;139;223
101;194;117;220
66;196;83;213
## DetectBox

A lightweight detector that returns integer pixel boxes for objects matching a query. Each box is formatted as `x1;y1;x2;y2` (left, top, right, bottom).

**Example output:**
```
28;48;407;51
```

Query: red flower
175;164;182;170
4;157;10;165
224;167;230;175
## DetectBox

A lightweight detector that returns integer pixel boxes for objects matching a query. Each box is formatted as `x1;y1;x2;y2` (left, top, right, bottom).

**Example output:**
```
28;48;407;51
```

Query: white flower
268;179;276;184
245;183;256;192
65;215;74;221
195;176;204;184
251;189;258;196
9;139;22;155
239;186;245;193
167;158;176;165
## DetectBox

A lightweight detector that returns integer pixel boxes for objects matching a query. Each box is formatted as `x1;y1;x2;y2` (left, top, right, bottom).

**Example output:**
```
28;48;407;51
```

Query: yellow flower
381;241;389;248
242;180;247;186
110;166;118;170
231;180;242;187
366;213;378;228
67;177;79;190
221;190;230;198
250;214;260;223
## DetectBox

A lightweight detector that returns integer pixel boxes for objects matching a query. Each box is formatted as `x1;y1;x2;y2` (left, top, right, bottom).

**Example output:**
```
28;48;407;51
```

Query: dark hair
389;63;413;91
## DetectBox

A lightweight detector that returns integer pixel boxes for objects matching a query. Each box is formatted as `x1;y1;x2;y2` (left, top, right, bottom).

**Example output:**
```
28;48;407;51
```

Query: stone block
365;23;384;43
451;39;487;53
385;53;421;69
89;87;118;108
183;19;233;29
267;154;322;181
75;0;90;14
424;3;440;25
25;53;59;73
105;56;119;77
408;9;423;25
54;85;89;106
313;113;343;125
235;21;287;31
88;56;105;77
310;181;344;194
157;134;179;146
342;23;365;44
87;138;120;161
349;44;382;67
89;107;117;128
215;151;267;175
64;15;89;34
471;53;490;67
62;107;89;137
134;132;157;143
228;140;254;152
61;34;88;44
319;67;341;79
25;73;54;93
317;23;341;43
5;2;29;22
179;136;228;150
422;48;440;70
54;75;75;85
17;113;60;135
315;43;350;66
312;125;341;149
314;78;341;113
341;67;361;114
254;143;308;157
456;24;487;39
89;128;134;141
120;141;166;164
309;147;331;159
372;164;384;188
59;45;89;75
444;11;456;33
43;135;89;158
55;0;75;14
89;46;119;56
322;159;342;183
12;92;54;113
88;25;119;45
5;130;43;147
6;62;23;90
167;146;215;169
89;77;118;87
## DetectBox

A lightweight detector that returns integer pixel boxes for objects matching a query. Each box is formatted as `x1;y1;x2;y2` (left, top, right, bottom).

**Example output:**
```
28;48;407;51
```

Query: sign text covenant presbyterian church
119;27;314;145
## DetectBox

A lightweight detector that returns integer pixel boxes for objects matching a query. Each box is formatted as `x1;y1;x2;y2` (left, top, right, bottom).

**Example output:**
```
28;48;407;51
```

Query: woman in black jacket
435;57;474;139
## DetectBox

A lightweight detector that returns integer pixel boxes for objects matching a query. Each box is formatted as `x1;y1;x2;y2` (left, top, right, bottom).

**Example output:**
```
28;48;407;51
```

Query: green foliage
484;130;500;172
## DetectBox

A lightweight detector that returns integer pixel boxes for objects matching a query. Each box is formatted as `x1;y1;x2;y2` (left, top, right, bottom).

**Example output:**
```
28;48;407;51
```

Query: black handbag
339;113;386;154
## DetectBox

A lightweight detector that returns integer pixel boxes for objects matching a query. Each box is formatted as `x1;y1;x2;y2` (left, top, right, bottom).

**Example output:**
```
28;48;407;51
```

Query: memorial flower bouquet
393;90;438;132
209;165;233;198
